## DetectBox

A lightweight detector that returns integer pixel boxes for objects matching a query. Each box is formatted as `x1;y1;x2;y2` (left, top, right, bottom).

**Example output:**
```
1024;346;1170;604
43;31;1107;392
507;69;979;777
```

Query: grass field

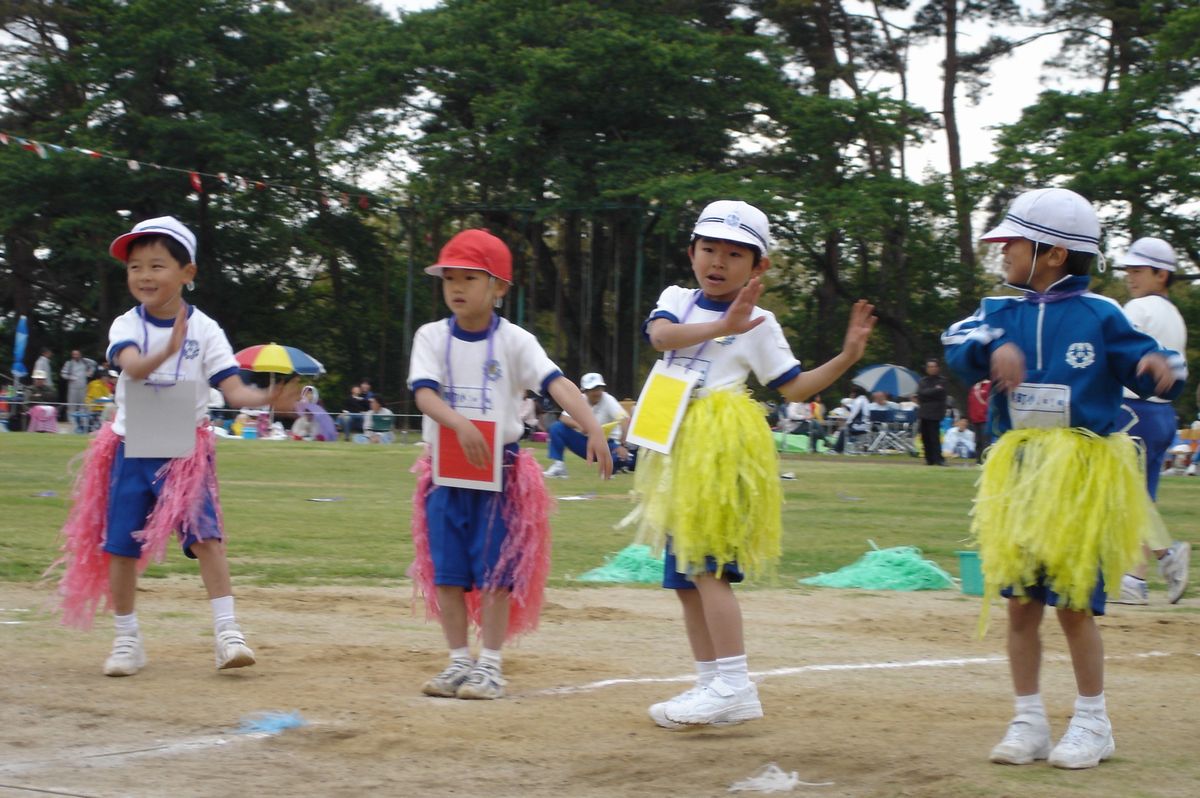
3;433;1197;593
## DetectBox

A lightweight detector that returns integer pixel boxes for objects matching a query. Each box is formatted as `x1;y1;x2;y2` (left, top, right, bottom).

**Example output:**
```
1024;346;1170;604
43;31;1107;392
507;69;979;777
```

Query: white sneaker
1112;574;1148;605
214;623;256;670
662;676;763;726
989;713;1051;764
542;460;568;479
1159;541;1190;604
103;634;146;677
456;661;506;699
1048;714;1115;769
422;658;475;697
648;684;705;729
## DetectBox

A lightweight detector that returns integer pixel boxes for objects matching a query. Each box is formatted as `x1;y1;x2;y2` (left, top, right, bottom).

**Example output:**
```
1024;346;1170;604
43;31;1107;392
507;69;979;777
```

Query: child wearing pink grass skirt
49;215;296;676
408;229;612;699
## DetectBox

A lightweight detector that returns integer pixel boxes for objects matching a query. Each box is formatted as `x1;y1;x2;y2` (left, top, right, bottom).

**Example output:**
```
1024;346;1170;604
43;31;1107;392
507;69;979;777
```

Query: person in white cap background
50;215;298;678
1110;237;1190;605
943;188;1187;770
630;199;876;730
543;371;632;477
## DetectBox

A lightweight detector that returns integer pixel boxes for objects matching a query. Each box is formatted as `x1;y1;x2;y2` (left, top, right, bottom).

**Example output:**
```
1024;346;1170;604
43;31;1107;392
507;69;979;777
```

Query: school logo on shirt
183;339;200;360
484;359;502;381
1065;342;1095;369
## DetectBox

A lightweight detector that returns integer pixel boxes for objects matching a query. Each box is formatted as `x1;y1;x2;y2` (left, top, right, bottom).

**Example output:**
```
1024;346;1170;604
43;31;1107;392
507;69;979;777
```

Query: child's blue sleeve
1104;309;1188;400
941;301;1007;385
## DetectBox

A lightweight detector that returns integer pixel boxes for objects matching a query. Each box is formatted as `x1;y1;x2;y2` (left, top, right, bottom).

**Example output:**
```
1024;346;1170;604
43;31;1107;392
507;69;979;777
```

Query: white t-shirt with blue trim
646;285;802;392
107;305;240;436
409;316;562;445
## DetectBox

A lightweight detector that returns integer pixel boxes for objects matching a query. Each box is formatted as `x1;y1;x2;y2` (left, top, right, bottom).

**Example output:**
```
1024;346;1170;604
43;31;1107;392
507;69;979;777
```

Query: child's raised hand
990;343;1025;393
167;302;189;354
840;300;877;361
725;278;767;335
585;430;614;480
1137;353;1176;395
454;417;492;470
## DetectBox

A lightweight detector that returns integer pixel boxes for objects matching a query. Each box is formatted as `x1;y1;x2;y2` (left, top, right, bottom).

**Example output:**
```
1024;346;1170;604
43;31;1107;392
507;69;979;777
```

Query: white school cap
109;216;198;265
980;188;1101;255
692;200;770;254
580;372;605;390
1117;236;1176;272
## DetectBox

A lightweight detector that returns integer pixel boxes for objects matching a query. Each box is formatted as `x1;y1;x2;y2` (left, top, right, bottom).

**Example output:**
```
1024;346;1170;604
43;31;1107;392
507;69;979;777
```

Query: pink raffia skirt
46;423;222;629
408;449;554;641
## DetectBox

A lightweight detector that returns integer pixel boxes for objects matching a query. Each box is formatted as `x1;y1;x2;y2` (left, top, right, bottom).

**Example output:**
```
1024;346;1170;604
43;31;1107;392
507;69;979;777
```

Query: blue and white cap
1117;236;1176;272
692;200;770;254
109;215;198;265
981;188;1101;255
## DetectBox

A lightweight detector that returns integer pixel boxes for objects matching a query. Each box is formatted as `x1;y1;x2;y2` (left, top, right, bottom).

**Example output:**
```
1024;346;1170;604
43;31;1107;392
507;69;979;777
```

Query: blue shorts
1001;571;1107;615
104;441;222;559
426;444;520;591
1118;399;1177;500
662;538;744;590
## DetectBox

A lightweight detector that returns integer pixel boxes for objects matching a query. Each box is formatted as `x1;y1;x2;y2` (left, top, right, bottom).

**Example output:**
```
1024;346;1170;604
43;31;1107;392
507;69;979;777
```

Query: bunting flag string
0;129;388;210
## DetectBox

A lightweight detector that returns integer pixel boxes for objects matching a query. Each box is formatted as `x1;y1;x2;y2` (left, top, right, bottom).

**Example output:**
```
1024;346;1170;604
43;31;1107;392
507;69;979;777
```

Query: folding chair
866;408;918;455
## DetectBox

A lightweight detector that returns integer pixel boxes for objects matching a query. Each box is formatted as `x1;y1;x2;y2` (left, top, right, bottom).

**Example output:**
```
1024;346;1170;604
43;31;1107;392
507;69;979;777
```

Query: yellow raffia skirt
971;427;1168;632
622;388;782;580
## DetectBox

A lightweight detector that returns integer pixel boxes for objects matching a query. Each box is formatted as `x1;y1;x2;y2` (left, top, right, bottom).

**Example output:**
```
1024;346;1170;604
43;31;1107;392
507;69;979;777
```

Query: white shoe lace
109;635;141;660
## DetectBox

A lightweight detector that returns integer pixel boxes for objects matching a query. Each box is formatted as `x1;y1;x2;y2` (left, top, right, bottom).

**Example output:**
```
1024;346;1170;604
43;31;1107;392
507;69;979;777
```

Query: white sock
479;648;502;670
696;660;718;687
715;654;749;689
210;595;236;631
1075;693;1106;718
114;612;139;638
450;647;472;663
1014;693;1046;719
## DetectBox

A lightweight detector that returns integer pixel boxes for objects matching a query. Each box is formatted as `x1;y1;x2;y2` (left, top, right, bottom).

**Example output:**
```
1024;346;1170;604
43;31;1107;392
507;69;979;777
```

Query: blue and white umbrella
11;315;28;379
852;363;920;398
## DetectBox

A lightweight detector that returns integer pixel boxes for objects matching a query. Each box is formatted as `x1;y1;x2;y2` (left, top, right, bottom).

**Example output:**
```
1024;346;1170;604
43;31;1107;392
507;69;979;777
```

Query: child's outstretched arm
413;385;491;469
778;300;876;402
217;374;302;415
647;277;767;352
547;376;613;479
114;303;190;380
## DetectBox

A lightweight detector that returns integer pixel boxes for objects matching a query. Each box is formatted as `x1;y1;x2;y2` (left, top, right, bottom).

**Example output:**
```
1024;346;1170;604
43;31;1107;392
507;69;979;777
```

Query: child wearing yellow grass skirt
633;200;876;730
943;188;1185;771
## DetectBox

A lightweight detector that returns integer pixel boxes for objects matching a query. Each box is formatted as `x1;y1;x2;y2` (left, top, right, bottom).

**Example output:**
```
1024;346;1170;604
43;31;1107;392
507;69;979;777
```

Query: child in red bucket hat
407;229;612;699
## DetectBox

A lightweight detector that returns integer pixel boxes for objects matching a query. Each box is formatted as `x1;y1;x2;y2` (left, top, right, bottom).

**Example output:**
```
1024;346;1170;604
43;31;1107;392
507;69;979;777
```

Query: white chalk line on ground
0;650;1180;782
530;650;1174;696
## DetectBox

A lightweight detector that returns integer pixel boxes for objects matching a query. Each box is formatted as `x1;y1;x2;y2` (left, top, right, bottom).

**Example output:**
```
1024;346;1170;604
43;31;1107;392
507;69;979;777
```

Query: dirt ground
1;579;1196;798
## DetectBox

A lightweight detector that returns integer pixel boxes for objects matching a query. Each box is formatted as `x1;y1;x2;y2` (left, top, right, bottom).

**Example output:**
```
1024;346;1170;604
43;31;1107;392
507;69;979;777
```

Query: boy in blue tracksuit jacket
942;188;1185;771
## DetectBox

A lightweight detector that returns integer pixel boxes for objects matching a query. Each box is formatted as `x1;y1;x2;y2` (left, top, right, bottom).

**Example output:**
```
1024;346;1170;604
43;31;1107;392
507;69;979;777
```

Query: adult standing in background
916;358;948;466
60;349;96;428
968;379;991;464
1112;237;1191;605
34;347;54;389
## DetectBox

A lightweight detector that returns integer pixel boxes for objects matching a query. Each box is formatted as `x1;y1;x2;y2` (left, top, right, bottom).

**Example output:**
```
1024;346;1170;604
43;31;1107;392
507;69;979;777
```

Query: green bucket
956;551;984;596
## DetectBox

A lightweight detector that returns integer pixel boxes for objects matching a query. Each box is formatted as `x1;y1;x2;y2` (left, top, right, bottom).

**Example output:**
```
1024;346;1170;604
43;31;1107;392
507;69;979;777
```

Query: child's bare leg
676;588;715;662
109;555;139;615
1006;598;1045;695
191;539;254;668
1056;608;1103;696
191;539;232;599
479;589;510;651
435;585;469;649
692;574;744;658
